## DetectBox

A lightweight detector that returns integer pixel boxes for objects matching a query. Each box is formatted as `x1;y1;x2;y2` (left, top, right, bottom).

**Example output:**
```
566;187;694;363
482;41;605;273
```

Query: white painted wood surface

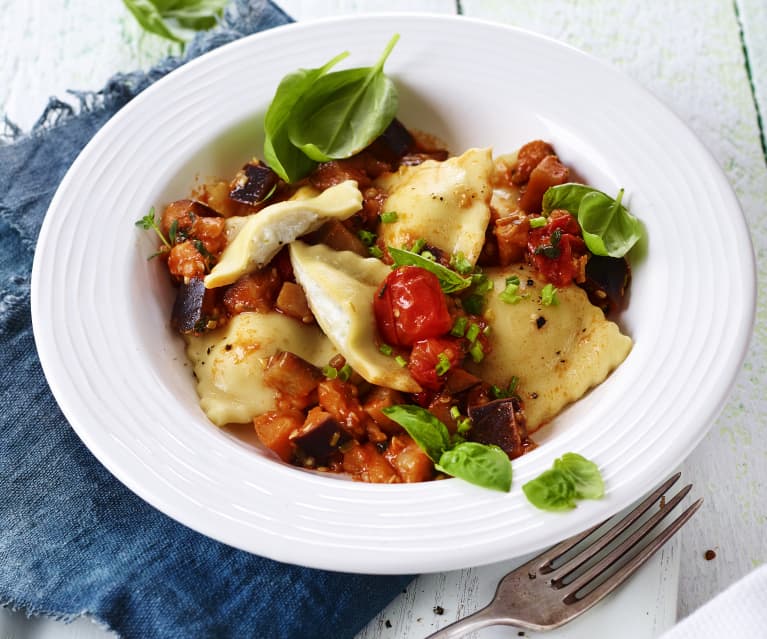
1;1;765;637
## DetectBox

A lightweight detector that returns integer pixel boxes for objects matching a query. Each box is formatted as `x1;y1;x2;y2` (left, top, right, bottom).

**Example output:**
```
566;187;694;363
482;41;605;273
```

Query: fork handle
423;602;517;639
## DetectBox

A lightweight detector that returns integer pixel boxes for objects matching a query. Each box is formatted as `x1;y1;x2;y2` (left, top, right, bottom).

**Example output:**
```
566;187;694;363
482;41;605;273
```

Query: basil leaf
288;35;400;161
436;442;512;492
542;183;642;258
522;468;577;511
388;247;472;294
381;404;450;462
553;453;604;500
542;183;594;216
263;52;349;183
123;0;226;44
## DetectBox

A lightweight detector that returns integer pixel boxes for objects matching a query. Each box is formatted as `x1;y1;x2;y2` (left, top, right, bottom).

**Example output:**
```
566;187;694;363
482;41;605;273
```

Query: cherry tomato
373;266;453;347
407;337;464;391
527;213;587;287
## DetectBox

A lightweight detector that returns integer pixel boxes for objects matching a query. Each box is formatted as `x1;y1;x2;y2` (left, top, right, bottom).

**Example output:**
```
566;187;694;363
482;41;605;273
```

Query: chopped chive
471;272;494;295
541;283;559;306
450;406;461;420
450;316;468;337
394;355;408;368
529;216;547;228
499;275;523;304
380;211;398;223
369;245;384;258
358;229;377;246
469;340;485;363
435;352;452;376
465;323;481;343
410;238;426;254
420;250;436;261
379;343;393;356
322;365;338;379
450;251;473;275
337;363;353;382
457;417;472;433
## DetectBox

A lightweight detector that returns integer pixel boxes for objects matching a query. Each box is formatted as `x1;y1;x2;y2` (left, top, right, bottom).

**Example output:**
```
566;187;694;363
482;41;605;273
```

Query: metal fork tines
425;473;701;638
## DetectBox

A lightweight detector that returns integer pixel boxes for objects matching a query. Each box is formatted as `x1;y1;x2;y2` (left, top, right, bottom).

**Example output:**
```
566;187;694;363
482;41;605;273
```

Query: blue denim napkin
0;2;412;637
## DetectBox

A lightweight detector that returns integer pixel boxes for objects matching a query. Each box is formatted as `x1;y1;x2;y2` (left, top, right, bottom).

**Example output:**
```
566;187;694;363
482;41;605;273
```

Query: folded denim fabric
0;2;412;637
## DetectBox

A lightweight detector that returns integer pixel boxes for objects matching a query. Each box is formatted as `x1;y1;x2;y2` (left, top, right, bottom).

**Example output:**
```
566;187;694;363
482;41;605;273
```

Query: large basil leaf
288;35;399;161
381;404;450;462
542;183;642;258
263;52;348;183
436;443;512;492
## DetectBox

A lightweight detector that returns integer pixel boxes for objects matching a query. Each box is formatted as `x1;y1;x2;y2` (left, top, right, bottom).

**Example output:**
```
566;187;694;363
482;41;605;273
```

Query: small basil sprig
288;35;400;162
383;405;512;492
388;246;472;294
123;0;227;45
542;183;642;258
522;453;604;511
263;52;349;183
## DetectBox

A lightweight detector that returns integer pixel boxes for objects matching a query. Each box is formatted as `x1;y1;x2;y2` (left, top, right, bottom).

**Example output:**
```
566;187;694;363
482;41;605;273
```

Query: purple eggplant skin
229;161;280;205
580;255;632;316
170;277;218;334
468;398;528;459
367;119;416;165
289;410;344;461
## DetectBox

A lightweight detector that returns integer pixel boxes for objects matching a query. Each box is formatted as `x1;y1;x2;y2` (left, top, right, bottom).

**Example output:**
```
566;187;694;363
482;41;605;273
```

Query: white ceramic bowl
31;14;755;574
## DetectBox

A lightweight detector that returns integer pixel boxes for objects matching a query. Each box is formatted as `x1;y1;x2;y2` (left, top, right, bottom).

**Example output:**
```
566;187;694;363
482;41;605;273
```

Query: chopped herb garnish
470;272;494;296
337;363;353;381
394;355;408;368
491;376;519;399
541;283;559;306
135;207;171;249
456;417;472;434
420;250;436;261
379;343;393;356
450;251;473;275
465;322;480;343
380;211;398;223
168;218;179;245
358;229;377;246
529;216;547;229
409;238;426;254
449;406;461;420
468;340;484;363
435;352;452;376
322;365;338;379
369;245;384;258
534;228;562;258
450;316;468;337
499;275;523;304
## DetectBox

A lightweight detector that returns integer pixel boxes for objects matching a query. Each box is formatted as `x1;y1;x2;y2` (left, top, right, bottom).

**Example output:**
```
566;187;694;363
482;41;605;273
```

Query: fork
424;473;701;638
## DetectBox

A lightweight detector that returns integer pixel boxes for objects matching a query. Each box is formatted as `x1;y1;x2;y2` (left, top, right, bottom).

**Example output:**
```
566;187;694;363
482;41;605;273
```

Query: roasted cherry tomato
527;213;587;287
407;337;464;391
373;266;453;347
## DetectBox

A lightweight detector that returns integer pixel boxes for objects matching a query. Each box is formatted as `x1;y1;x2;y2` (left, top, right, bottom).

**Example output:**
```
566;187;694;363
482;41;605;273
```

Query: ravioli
289;241;422;393
375;147;493;265
474;264;632;431
204;180;362;289
186;312;337;426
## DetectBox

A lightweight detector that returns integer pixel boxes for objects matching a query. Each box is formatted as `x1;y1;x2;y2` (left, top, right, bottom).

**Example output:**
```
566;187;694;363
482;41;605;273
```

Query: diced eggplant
444;368;483;394
262;351;324;408
468;398;528;459
170;277;219;334
367;119;416;164
581;255;632;316
290;407;344;461
518;155;570;213
229;161;279;205
305;219;369;256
